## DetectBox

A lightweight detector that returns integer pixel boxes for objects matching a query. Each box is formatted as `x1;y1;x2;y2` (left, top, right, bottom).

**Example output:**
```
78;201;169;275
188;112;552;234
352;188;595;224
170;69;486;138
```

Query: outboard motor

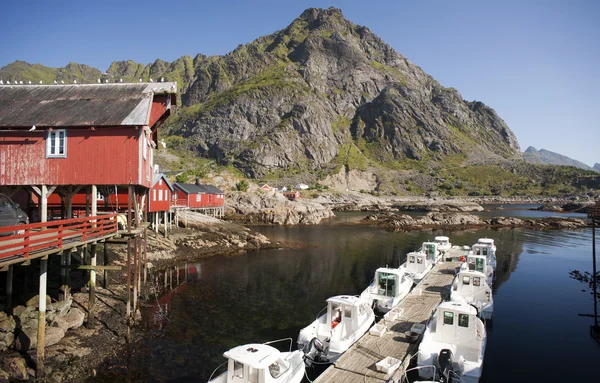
437;349;454;382
303;337;326;367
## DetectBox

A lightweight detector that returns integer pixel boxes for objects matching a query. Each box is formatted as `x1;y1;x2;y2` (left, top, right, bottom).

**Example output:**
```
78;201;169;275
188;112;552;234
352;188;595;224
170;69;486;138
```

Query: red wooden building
172;182;225;218
148;174;174;213
0;82;177;221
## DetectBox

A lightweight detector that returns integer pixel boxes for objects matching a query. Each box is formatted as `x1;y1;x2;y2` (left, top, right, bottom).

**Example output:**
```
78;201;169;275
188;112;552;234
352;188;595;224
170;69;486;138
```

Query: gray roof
174;183;224;194
152;173;174;191
0;82;176;128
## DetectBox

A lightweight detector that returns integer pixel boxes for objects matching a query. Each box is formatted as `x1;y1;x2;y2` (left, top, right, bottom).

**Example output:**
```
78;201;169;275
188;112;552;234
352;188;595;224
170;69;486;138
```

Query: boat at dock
399;251;434;284
434;236;452;254
417;301;486;383
451;269;494;320
360;266;413;312
399;242;442;284
471;238;497;271
460;254;494;287
207;339;305;383
297;295;375;365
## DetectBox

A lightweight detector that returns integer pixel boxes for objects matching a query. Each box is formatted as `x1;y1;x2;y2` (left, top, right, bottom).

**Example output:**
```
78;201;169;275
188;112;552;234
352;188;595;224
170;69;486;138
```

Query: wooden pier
315;248;466;383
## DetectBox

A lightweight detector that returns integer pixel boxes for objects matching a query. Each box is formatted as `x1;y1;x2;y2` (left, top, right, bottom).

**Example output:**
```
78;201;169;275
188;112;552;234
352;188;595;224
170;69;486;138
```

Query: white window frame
46;129;67;158
196;193;201;202
143;134;147;160
153;189;156;201
158;190;163;201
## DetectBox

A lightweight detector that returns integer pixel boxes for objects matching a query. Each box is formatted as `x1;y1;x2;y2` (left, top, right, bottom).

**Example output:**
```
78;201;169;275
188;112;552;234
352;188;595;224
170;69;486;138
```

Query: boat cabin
373;267;411;298
222;344;293;383
463;254;488;275
421;242;440;263
452;270;491;302
428;302;485;357
326;296;371;339
433;236;451;252
406;251;431;275
472;238;495;257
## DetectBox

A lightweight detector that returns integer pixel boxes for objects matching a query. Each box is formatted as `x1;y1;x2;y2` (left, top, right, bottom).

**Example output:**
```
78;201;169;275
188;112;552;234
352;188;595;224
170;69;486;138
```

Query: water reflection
91;213;599;382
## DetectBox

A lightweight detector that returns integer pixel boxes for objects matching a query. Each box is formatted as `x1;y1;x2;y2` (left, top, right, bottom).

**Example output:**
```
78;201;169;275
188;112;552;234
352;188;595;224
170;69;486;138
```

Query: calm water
93;210;599;382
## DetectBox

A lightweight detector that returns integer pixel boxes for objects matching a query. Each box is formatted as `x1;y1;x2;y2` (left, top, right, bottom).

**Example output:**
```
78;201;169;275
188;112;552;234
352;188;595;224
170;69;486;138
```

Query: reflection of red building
144;263;201;330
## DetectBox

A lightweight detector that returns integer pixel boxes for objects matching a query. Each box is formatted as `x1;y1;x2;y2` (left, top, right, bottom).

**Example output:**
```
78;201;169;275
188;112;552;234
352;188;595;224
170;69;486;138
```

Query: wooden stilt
66;252;71;299
143;229;148;292
59;252;67;301
176;266;179;286
133;237;138;321
5;265;13;314
164;269;167;289
87;243;97;329
36;259;48;378
103;241;109;289
126;238;131;320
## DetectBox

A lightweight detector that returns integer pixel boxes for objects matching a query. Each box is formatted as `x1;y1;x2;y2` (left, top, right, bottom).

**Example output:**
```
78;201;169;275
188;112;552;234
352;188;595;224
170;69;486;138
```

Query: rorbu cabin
172;182;225;218
0;82;177;223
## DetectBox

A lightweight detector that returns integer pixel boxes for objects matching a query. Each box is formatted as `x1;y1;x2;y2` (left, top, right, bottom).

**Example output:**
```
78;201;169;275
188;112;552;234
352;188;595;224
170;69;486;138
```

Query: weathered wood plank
315;250;466;383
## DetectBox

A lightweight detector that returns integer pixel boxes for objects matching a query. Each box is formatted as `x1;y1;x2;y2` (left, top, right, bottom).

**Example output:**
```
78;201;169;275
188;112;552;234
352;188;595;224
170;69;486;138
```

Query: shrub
236;180;249;192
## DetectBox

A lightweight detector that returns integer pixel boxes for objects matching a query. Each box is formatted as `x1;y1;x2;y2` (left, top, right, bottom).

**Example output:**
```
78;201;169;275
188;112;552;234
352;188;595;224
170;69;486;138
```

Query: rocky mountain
0;7;521;183
523;146;594;171
594;163;600;172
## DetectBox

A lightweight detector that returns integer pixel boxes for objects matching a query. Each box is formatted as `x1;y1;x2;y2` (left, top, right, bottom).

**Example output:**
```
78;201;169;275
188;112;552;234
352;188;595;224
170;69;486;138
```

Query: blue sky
1;0;598;166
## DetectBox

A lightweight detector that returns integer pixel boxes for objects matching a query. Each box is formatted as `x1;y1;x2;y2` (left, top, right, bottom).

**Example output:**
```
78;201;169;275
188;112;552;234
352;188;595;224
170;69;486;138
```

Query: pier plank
315;247;466;383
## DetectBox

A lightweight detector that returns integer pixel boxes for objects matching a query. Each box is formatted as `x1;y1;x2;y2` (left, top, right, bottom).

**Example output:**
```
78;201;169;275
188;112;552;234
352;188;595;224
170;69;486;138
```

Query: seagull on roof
28;81;31;84
19;81;23;84
120;78;123;83
6;81;10;84
97;79;101;83
105;79;109;83
160;77;164;82
39;80;43;84
61;80;64;84
53;80;57;84
29;125;36;131
149;78;153;83
73;80;77;84
139;78;142;82
0;80;3;85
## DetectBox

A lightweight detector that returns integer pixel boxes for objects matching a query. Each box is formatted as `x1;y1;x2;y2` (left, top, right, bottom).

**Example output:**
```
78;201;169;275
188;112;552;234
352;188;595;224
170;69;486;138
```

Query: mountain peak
524;146;537;153
299;7;344;23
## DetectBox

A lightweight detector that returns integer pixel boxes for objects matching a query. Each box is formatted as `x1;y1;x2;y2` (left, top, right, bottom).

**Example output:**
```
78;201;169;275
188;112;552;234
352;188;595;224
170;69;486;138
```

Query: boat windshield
378;272;397;297
269;359;289;379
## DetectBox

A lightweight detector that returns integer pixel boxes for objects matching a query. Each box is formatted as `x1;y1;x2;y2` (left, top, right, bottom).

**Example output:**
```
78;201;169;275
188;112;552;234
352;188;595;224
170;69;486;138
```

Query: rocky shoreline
364;211;590;231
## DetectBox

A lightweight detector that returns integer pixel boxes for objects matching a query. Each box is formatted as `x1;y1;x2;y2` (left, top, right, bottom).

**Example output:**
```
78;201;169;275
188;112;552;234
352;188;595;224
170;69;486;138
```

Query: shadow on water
89;211;599;382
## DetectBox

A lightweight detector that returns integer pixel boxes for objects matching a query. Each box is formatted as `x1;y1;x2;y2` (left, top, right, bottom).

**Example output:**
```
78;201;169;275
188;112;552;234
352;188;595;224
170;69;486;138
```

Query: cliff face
0;7;521;179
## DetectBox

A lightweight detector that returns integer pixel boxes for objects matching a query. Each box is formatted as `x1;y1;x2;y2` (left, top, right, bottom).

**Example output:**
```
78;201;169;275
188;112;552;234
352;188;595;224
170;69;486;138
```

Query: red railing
0;214;118;261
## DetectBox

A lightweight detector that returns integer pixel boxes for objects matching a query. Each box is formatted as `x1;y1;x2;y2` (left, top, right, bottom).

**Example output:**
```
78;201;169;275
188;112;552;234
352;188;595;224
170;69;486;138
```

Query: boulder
0;313;16;333
14;326;66;351
25;295;51;308
63;308;85;330
47;298;73;317
0;331;15;352
0;356;28;381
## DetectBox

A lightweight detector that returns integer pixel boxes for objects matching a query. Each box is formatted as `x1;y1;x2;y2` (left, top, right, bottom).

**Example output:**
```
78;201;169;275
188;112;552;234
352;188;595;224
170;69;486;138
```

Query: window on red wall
196;193;201;202
47;129;67;158
153;189;156;201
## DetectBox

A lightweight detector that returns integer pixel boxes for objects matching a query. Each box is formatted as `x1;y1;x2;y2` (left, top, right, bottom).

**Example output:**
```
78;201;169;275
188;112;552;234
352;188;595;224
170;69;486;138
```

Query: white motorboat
297;295;375;364
451;269;494;320
360;266;413;313
399;251;434;284
459;254;494;287
433;236;452;254
471;238;497;271
417;302;486;383
207;340;305;383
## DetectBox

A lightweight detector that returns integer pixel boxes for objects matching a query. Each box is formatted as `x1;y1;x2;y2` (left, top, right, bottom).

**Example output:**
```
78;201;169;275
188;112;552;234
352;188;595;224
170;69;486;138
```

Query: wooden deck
0;214;118;268
315;248;467;383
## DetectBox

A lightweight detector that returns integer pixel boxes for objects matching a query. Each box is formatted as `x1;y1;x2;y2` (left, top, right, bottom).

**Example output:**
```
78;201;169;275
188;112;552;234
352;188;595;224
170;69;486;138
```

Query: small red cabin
282;190;301;201
148;174;174;213
173;183;224;208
